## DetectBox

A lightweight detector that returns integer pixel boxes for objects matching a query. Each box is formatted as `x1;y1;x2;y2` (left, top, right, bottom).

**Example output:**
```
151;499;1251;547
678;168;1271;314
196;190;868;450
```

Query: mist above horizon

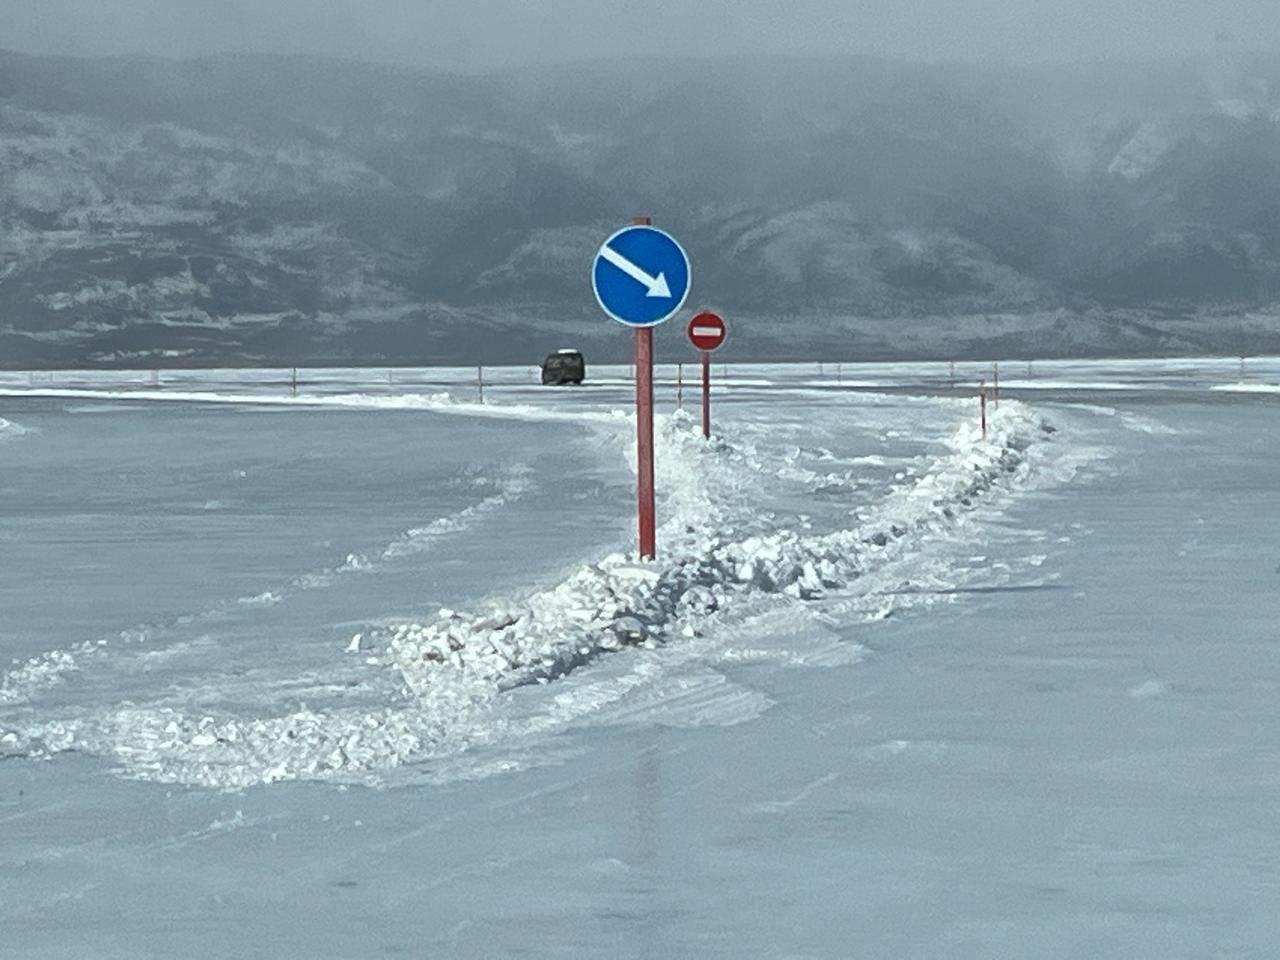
6;0;1280;72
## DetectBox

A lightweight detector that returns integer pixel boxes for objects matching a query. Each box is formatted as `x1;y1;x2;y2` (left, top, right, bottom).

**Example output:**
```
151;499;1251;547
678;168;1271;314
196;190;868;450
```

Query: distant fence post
677;362;684;410
979;380;988;440
477;365;484;403
290;367;297;396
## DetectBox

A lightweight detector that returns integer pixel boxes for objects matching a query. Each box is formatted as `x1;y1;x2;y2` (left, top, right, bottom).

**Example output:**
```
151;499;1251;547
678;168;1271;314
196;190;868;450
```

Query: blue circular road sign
592;225;691;327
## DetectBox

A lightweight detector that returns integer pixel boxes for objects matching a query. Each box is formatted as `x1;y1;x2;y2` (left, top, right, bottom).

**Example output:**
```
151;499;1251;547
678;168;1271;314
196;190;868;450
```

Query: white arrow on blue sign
592;225;691;327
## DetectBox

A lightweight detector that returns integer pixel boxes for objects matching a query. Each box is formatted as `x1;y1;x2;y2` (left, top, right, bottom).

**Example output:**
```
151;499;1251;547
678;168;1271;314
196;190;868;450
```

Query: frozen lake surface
2;360;1279;957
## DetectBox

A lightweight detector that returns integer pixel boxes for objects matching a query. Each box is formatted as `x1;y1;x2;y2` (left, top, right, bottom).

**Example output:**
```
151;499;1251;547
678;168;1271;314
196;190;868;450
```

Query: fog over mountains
2;49;1280;366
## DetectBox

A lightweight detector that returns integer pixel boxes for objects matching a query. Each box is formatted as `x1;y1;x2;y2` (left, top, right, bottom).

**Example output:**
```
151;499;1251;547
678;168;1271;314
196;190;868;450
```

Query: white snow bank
1;397;1075;790
0;387;627;425
1210;382;1280;394
0;647;84;707
369;405;1054;699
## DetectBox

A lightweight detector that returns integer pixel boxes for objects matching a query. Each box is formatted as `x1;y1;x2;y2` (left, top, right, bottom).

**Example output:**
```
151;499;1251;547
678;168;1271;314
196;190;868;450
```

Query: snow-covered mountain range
2;50;1280;365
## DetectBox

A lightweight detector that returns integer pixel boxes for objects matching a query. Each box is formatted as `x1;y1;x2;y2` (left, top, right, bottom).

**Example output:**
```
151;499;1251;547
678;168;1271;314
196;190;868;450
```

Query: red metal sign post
686;311;727;440
593;216;689;563
701;351;711;439
979;379;988;440
632;216;657;560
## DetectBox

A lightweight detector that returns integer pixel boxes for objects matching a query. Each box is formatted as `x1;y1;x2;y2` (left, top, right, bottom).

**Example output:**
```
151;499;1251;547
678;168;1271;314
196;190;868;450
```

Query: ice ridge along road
0;376;1076;789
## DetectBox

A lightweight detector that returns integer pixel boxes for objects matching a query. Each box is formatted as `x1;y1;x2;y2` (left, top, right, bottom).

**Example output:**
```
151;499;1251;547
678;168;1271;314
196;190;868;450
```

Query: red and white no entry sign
686;311;727;440
687;312;727;351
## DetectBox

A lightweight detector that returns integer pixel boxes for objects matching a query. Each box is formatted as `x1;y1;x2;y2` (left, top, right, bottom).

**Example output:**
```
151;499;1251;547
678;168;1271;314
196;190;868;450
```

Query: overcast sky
5;0;1278;70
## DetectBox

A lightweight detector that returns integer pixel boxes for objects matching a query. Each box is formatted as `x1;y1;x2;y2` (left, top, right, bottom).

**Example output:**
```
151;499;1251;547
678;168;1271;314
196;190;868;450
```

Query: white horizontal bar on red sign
691;326;722;336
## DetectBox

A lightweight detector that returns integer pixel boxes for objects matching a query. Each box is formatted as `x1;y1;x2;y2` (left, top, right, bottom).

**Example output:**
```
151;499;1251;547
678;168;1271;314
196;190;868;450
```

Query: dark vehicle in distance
541;349;585;385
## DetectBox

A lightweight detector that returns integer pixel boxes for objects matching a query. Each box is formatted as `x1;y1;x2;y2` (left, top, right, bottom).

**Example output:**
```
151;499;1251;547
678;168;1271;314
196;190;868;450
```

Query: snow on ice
0;373;1098;790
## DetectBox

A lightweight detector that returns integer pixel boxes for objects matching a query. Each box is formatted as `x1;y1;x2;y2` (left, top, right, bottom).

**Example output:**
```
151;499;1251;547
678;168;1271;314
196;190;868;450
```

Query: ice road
2;360;1279;957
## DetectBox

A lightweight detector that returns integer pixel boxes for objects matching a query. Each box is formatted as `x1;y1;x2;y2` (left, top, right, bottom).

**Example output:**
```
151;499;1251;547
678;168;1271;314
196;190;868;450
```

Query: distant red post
701;351;711;439
632;216;657;561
